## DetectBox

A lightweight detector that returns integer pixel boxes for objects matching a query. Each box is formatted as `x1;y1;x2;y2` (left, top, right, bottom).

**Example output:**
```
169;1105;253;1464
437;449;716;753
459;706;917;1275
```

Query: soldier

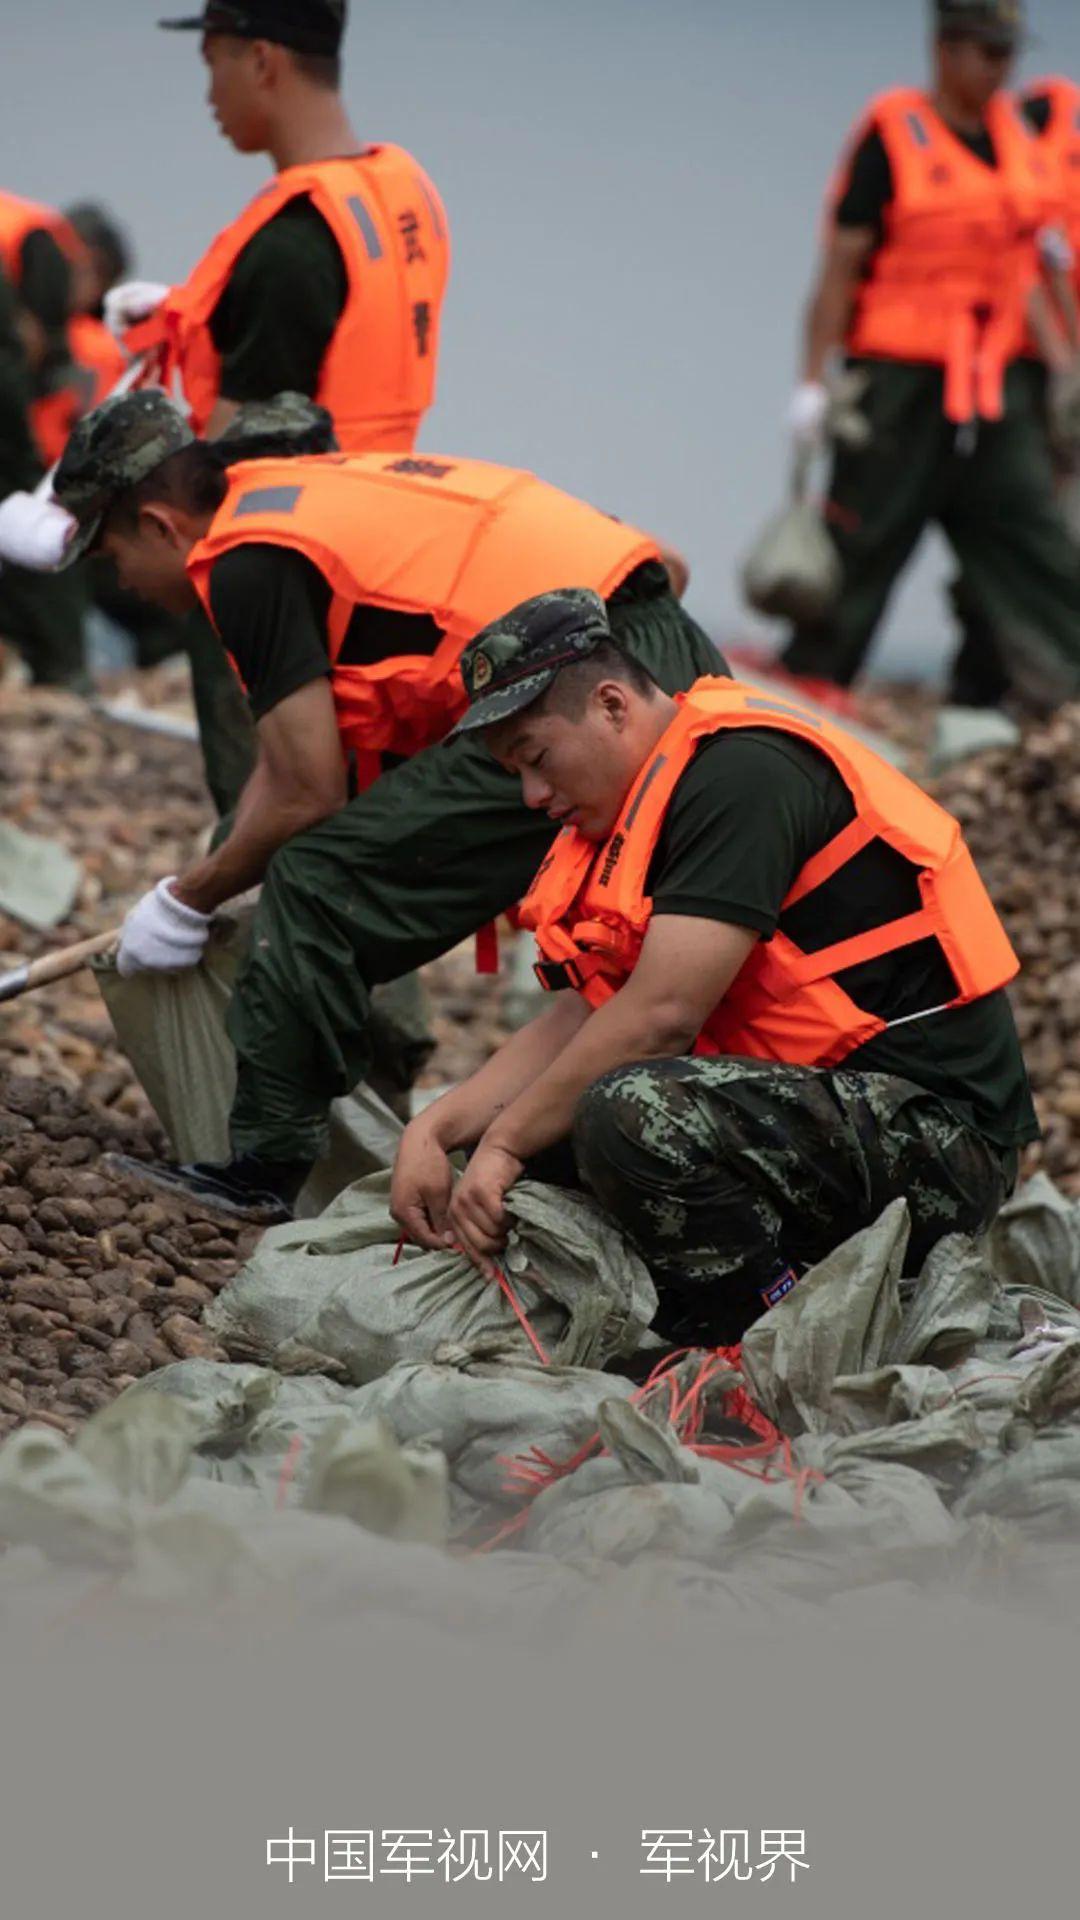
101;0;451;814
775;0;1080;712
950;70;1080;710
391;596;1037;1344
47;391;722;1219
0;194;90;687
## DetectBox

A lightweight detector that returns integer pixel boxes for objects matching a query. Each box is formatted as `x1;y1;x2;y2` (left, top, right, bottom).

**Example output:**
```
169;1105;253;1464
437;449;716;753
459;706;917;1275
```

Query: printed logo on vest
597;831;626;889
412;300;433;358
385;456;454;480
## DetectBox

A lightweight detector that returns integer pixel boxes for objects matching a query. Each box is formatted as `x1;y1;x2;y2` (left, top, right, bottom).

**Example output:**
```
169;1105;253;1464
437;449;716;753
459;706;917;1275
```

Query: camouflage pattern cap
216;392;339;460
450;589;612;737
158;0;346;56
52;388;194;568
935;0;1027;47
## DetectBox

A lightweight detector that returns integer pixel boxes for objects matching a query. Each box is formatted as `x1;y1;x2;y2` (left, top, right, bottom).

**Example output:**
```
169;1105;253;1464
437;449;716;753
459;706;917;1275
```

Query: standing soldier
776;0;1080;711
103;0;451;813
109;0;449;452
951;70;1080;712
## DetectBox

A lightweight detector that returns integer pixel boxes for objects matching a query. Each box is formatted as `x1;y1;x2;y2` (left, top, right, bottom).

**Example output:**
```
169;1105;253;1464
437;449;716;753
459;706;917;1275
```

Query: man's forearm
803;279;850;384
170;765;332;914
424;993;591;1152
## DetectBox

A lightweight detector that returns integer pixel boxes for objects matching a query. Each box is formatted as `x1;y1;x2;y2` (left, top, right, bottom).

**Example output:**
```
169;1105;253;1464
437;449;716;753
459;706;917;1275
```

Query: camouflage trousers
571;1057;1018;1345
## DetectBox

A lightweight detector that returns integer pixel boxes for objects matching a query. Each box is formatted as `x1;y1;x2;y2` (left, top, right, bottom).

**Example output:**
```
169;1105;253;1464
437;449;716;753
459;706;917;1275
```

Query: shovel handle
0;929;120;1004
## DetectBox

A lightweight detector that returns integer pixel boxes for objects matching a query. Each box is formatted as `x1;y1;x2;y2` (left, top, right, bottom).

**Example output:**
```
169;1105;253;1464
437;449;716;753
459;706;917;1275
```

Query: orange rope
394;1232;551;1366
275;1432;304;1510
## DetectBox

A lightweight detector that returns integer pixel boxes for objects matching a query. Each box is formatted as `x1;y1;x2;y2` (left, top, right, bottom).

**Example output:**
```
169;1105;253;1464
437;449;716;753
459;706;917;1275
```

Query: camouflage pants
572;1058;1018;1345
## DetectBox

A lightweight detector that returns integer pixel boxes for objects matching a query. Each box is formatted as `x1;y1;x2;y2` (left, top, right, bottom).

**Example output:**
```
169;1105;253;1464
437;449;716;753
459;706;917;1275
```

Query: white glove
103;279;171;340
0;492;77;570
117;878;212;978
1038;223;1076;274
788;381;831;450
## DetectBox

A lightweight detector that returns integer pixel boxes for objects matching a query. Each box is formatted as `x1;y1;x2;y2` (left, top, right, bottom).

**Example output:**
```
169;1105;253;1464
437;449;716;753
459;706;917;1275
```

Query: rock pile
934;703;1080;1194
0;1070;260;1440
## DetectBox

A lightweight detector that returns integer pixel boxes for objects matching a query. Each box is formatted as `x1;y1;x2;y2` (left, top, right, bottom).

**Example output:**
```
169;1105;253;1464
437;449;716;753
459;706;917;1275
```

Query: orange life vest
125;148;450;449
186;451;660;787
1019;76;1080;356
834;88;1050;422
0;191;85;288
29;316;126;465
0;194;105;465
519;679;1020;1070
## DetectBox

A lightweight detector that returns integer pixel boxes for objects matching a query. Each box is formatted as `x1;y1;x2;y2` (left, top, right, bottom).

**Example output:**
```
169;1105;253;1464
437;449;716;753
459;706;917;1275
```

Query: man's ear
252;38;285;90
138;503;185;551
596;680;633;730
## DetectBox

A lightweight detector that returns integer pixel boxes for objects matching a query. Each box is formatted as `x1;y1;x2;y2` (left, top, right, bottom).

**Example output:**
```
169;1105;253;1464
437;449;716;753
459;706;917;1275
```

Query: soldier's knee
573;1062;700;1189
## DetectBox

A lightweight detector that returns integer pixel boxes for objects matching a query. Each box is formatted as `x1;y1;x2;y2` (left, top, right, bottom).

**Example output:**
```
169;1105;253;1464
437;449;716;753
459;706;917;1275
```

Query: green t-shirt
209;196;348;404
647;729;1039;1149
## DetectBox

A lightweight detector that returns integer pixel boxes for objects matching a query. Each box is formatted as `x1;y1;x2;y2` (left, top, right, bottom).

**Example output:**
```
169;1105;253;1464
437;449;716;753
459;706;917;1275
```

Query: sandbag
0;820;81;931
345;1351;638;1519
739;452;841;624
206;1172;657;1382
955;1430;1080;1535
93;908;406;1215
0;1397;594;1629
986;1175;1080;1307
525;1401;746;1565
740;1199;910;1434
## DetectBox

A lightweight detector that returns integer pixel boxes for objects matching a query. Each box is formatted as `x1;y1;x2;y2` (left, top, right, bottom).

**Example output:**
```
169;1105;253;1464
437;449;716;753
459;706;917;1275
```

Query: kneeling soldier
392;592;1037;1344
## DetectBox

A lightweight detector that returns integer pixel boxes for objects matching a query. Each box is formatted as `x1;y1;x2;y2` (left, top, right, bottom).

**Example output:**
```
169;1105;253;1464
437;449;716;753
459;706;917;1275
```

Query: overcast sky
8;0;1080;674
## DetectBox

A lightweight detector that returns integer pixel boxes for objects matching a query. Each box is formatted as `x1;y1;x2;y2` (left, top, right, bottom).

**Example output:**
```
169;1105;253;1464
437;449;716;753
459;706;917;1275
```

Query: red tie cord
394;1234;551;1366
389;1247;819;1544
275;1432;305;1510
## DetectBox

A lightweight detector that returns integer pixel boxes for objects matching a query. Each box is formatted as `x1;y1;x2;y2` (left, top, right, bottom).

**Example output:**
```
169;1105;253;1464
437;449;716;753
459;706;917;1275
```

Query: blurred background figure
948;70;1080;711
772;0;1080;718
0;190;89;687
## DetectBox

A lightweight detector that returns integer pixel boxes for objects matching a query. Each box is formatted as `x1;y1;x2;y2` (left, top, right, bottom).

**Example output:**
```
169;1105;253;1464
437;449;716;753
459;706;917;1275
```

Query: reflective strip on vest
232;485;304;517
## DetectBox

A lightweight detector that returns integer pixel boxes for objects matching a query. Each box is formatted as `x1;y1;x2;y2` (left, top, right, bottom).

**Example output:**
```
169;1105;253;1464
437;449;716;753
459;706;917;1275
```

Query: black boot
102;1151;312;1224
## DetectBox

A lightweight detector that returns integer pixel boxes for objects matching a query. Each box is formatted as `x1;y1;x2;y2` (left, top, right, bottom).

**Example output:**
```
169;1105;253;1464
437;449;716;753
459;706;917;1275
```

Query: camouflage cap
450;589;612;737
935;0;1027;47
216;392;339;461
158;0;346;56
52;388;194;568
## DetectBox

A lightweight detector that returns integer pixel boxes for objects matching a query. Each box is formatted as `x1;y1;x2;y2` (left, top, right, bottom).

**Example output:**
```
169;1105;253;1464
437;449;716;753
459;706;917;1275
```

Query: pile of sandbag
204;1170;658;1379
933;703;1080;1193
1;1162;1080;1632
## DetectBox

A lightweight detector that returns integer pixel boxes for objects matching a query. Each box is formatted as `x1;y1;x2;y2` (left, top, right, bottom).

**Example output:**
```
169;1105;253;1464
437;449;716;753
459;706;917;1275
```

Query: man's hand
0;493;77;571
103;280;170;340
390;1120;456;1252
117;878;212;978
447;1141;524;1276
788;381;830;450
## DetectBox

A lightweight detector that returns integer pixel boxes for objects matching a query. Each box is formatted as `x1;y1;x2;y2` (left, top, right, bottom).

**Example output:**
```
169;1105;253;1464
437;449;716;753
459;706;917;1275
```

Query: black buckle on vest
534;957;586;992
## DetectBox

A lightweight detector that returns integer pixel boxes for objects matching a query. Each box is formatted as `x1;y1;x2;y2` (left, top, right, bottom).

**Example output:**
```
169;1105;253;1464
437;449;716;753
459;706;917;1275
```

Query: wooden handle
0;929;120;1004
